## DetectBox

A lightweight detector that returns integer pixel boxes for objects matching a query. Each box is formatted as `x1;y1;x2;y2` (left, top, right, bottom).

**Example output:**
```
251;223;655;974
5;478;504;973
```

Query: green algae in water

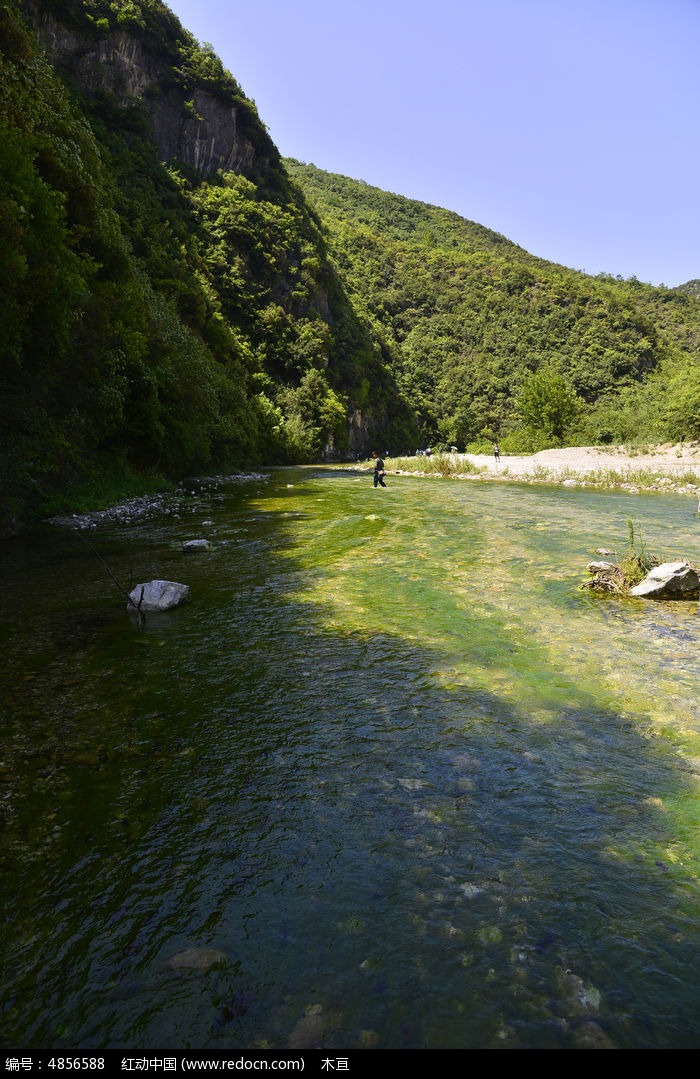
0;469;699;1049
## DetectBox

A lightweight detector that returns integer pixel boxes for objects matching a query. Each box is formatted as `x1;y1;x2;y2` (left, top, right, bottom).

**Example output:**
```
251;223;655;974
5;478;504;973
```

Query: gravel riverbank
384;443;700;496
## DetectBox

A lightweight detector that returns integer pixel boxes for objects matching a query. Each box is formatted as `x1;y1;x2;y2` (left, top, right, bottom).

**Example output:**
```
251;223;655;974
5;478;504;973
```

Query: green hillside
1;0;404;532
286;160;700;453
2;0;699;533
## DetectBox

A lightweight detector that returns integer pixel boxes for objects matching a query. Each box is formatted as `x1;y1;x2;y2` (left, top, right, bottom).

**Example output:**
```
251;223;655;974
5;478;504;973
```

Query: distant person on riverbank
494;443;500;462
373;455;387;488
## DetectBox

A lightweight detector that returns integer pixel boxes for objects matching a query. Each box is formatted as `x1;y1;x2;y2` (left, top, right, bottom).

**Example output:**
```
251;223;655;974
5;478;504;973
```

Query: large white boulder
629;561;699;599
127;580;190;612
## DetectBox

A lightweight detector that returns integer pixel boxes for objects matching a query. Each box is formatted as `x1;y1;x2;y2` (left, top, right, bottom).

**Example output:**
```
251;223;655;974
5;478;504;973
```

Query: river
1;467;699;1050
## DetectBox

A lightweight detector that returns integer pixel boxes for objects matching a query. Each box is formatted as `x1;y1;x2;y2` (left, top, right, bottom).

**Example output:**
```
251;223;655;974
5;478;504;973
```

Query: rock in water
127;580;190;612
629;561;699;599
183;539;211;552
288;1004;330;1050
167;947;228;971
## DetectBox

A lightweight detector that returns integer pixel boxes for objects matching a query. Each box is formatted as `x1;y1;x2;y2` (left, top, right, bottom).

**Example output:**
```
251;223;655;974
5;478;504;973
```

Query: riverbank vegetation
3;0;700;532
371;453;700;494
1;0;405;531
287;163;700;457
583;519;668;596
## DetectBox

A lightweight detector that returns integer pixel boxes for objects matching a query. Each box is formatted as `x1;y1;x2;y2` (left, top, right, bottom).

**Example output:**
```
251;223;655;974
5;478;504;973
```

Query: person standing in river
373;454;387;487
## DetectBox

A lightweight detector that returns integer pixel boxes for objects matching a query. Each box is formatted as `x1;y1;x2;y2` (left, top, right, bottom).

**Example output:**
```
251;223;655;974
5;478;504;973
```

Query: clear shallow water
1;468;699;1050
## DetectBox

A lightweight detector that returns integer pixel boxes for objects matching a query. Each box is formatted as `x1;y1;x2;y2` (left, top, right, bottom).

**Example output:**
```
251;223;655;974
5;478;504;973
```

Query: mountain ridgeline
285;162;700;454
2;0;700;531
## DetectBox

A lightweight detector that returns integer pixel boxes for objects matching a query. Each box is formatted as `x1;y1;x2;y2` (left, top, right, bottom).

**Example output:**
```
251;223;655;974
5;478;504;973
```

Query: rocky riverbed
46;473;269;530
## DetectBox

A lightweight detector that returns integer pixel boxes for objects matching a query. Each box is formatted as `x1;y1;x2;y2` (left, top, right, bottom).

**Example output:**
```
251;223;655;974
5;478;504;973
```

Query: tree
516;364;582;444
662;363;700;441
281;369;348;460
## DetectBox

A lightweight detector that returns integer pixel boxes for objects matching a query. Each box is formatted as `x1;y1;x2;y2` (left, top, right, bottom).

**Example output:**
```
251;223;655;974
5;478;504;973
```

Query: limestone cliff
24;2;273;177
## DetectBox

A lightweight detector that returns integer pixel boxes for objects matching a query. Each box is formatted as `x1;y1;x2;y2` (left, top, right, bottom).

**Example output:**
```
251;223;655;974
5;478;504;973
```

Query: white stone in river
630;561;699;599
182;539;211;552
127;580;190;612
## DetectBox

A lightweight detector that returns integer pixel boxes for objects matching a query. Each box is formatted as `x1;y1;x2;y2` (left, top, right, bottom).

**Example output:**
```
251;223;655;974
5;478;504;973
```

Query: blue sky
166;0;700;287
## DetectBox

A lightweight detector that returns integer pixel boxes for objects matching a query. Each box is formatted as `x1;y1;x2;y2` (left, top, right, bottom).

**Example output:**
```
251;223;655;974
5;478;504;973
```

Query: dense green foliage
0;0;397;531
286;161;700;453
2;0;699;533
515;364;582;446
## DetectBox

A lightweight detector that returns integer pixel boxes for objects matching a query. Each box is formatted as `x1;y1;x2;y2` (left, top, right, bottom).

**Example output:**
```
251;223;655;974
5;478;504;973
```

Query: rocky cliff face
28;8;264;176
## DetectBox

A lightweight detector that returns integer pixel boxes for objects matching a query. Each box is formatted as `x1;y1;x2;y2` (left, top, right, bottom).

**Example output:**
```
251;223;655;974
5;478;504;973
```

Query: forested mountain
2;0;699;535
285;162;700;454
0;0;405;533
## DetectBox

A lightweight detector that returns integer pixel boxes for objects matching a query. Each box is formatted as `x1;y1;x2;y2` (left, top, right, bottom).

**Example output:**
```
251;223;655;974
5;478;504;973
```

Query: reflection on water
1;469;699;1049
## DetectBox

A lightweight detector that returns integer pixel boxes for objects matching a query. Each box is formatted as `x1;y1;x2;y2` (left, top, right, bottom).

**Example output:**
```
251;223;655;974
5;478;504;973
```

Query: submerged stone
182;539;211;552
573;1020;617;1049
167;947;228;971
288;1004;329;1050
558;970;602;1014
477;925;503;945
